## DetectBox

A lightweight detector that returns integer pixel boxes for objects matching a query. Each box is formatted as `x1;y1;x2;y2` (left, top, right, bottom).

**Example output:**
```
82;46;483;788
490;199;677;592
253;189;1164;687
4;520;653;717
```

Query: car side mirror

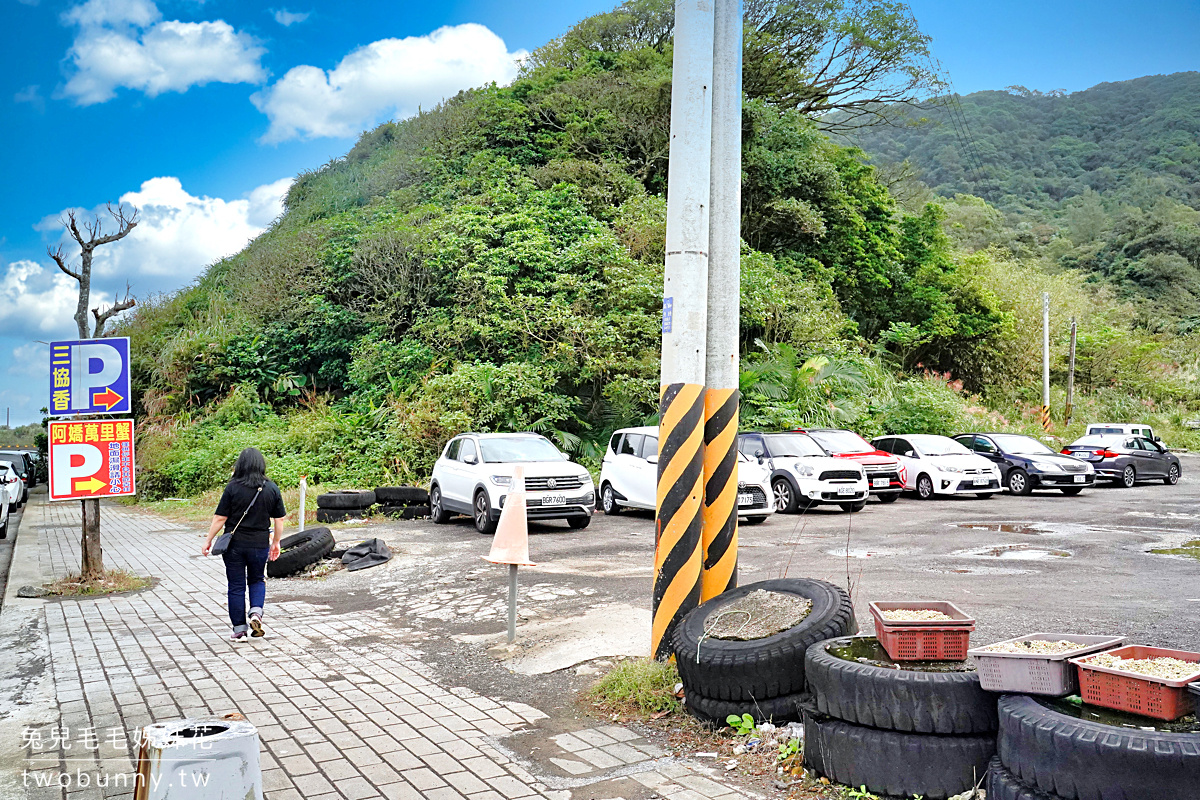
463;454;477;465
646;455;659;465
754;449;764;459
560;452;571;460
904;451;916;458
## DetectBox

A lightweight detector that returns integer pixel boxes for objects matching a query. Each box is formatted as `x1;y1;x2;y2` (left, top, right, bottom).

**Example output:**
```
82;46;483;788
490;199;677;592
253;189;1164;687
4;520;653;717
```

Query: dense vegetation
117;2;1200;498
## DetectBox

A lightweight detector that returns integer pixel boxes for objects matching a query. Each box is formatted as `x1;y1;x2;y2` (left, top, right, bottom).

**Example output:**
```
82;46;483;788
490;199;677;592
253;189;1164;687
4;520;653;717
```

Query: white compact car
429;432;595;534
0;463;17;538
872;434;1002;499
597;427;775;523
737;432;870;513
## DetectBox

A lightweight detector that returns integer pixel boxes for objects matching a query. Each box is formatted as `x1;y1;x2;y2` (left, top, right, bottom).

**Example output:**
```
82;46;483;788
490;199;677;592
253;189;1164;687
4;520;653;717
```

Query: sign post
48;420;136;502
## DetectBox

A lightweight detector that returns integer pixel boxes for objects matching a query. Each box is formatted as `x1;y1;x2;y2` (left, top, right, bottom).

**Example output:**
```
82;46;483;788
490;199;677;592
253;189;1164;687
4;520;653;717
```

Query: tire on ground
315;508;368;523
316;490;377;509
671;578;857;702
267;527;335;577
373;486;429;505
684;690;804;726
803;709;995;800
986;757;1063;800
805;636;998;734
378;505;431;519
997;694;1200;800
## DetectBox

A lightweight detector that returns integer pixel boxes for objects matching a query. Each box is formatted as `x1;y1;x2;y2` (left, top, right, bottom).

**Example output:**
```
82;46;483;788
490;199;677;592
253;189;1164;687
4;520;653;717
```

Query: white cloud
251;23;527;143
0;261;78;337
272;9;309;26
61;0;266;105
7;343;45;378
14;85;44;111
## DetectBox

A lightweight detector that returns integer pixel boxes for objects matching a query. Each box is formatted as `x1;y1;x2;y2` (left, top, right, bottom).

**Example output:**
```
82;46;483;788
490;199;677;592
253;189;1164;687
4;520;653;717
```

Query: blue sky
0;0;1197;425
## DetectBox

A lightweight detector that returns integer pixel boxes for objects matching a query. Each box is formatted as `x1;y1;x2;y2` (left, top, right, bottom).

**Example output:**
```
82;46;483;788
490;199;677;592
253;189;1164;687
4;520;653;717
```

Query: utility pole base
701;388;739;601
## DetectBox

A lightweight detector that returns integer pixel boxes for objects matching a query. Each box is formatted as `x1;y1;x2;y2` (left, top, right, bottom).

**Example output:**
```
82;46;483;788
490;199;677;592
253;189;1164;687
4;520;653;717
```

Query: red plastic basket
1070;645;1200;721
870;601;975;661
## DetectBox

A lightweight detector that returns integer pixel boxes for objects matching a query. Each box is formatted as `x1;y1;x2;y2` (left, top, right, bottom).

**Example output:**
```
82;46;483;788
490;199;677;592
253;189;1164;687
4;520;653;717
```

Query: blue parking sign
49;337;131;416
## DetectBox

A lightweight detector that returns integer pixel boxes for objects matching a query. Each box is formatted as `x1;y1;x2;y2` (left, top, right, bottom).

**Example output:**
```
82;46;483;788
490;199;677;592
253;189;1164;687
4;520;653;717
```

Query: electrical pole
1065;317;1077;428
1041;292;1051;432
653;0;714;660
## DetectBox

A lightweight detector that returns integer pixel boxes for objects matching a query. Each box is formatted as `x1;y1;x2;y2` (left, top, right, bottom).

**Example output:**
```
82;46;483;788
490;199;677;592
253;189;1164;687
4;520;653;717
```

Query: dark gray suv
1061;435;1181;487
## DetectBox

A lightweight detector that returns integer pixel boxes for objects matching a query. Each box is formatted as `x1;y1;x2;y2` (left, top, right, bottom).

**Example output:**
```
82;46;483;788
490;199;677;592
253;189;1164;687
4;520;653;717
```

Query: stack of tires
671;578;857;725
373;486;430;519
987;695;1199;799
316;490;375;523
267;527;335;578
802;636;997;800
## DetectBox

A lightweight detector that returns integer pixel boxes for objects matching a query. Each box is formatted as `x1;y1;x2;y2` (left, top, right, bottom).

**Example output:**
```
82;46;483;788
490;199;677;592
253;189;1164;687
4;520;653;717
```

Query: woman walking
202;447;287;642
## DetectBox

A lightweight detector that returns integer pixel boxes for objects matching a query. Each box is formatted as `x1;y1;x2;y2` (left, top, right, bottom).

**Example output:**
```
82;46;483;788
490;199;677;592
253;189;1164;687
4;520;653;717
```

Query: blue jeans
222;542;269;633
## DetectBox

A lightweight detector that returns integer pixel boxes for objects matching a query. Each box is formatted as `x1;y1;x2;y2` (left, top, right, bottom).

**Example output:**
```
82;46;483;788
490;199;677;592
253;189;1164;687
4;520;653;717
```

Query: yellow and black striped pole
701;389;739;600
653;383;706;659
1041;405;1051;432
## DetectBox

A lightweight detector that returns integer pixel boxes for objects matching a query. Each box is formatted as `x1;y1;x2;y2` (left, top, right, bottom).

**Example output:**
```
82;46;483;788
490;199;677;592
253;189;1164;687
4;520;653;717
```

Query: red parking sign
48;419;136;501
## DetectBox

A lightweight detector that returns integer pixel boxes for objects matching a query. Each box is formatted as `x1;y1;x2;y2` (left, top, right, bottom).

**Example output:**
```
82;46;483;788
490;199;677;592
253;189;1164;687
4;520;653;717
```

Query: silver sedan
1061;435;1181;487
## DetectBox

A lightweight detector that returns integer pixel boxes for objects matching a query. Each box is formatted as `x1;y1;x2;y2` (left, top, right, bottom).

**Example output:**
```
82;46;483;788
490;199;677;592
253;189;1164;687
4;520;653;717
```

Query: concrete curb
2;490;46;612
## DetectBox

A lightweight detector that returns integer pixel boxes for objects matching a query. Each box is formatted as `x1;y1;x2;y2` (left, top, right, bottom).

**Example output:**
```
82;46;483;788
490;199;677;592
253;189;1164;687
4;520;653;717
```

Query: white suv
738;432;870;512
598;427;775;523
429;433;595;534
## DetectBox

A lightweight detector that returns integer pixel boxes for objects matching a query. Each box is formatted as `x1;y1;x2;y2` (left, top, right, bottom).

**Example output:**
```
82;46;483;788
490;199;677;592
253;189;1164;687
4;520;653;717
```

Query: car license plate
1073;475;1086;483
541;494;566;506
837;487;855;496
872;478;890;488
737;493;755;507
973;478;989;486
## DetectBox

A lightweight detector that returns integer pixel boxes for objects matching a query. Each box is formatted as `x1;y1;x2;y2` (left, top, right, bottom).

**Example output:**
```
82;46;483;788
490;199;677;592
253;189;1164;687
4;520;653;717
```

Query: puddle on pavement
828;637;975;673
927;565;1034;576
1150;538;1200;561
956;522;1044;535
1041;696;1199;733
957;544;1072;560
826;548;898;559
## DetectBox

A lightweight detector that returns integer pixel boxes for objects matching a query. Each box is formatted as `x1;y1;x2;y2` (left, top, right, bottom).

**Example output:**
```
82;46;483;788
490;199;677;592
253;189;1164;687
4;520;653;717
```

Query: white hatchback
598;427;776;523
429;432;595;534
0;463;17;538
872;434;1002;499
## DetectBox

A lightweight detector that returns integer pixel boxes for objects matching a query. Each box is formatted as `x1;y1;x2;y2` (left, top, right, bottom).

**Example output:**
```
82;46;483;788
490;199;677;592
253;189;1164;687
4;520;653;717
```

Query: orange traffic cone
483;466;535;567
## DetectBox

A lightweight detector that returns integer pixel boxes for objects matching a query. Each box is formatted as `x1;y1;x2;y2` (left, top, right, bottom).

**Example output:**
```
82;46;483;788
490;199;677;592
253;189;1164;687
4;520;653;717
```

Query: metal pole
507;564;518;643
298;476;307;532
1065;317;1077;428
701;0;742;603
1042;292;1051;431
653;0;714;660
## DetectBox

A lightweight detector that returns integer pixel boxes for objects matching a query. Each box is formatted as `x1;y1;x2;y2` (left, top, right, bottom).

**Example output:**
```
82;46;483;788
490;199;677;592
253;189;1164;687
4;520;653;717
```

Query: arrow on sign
92;387;124;411
73;476;108;494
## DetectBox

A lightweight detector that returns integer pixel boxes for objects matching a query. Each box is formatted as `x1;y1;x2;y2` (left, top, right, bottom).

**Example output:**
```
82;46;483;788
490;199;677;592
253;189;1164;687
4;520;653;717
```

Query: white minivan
1085;423;1160;443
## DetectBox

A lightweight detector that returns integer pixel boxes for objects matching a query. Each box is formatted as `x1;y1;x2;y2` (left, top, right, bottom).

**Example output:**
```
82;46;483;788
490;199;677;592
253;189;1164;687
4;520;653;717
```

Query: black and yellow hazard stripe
652;382;706;660
701;388;738;602
1040;405;1051;431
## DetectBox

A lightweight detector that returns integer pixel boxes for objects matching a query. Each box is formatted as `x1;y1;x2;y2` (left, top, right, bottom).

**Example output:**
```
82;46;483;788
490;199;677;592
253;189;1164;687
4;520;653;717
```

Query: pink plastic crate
967;634;1126;695
1070;645;1200;721
870;601;975;661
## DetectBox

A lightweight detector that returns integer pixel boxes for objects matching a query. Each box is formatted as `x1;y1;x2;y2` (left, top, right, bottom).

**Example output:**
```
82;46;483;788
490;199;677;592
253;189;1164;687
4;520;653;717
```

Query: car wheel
1006;469;1032;496
473;491;497;534
567;515;591;529
976;493;994;499
772;478;799;513
0;520;6;539
1164;464;1180;485
877;493;899;504
1119;464;1136;488
1060;487;1083;496
916;474;935;500
600;483;621;515
429;485;451;524
744;515;768;524
839;500;866;512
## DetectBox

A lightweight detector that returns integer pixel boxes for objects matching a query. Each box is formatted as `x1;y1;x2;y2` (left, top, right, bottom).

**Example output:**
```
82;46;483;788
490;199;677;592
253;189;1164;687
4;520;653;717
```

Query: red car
795;428;905;503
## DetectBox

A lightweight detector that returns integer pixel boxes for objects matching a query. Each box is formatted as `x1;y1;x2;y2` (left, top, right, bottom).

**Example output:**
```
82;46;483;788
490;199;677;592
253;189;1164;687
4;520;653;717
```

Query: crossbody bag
211;486;263;556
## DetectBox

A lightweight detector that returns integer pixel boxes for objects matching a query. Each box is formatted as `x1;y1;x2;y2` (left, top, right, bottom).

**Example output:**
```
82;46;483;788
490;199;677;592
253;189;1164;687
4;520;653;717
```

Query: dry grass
118;483;341;529
43;569;153;597
587;657;682;716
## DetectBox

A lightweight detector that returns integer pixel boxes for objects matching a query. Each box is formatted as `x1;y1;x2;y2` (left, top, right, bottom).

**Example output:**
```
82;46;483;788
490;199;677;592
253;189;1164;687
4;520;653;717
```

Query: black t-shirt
215;479;286;548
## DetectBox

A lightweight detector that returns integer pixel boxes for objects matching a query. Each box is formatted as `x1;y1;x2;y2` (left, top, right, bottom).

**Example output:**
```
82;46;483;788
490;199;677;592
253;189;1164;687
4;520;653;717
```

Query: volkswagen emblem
547;478;558;489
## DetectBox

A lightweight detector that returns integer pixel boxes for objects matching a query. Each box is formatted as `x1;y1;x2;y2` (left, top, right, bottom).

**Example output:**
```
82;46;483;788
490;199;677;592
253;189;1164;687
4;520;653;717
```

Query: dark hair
231;447;267;488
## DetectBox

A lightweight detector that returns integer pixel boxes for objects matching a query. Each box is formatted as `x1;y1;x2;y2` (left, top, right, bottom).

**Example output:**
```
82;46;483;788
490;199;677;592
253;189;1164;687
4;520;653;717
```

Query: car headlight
792;462;815;477
489;475;512;486
1030;461;1057;472
940;465;964;473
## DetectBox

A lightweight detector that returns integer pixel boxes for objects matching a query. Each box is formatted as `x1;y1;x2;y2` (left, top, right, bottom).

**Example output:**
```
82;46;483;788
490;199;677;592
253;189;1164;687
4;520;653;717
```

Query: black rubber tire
743;515;768;524
977;493;994;499
684;690;804;726
429;484;452;524
772;477;799;513
803;710;995;800
600;483;621;515
986;757;1063;800
567;515;591;529
839;500;866;512
1119;464;1136;488
378;505;431;519
373;486;428;505
267;527;335;577
804;637;998;734
997;694;1200;800
671;578;856;702
317;490;377;509
0;520;6;539
1060;487;1083;496
315;507;368;523
877;493;900;504
1164;463;1180;485
917;473;936;499
473;491;497;535
1007;469;1033;495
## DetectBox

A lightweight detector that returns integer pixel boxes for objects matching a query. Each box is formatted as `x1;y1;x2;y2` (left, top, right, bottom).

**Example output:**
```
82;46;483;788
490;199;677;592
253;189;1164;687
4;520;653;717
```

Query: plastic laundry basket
967;633;1125;695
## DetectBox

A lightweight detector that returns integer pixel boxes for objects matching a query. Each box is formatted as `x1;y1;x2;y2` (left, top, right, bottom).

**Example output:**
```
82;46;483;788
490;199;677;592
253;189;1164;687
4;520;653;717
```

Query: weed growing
587;657;682;716
43;569;153;597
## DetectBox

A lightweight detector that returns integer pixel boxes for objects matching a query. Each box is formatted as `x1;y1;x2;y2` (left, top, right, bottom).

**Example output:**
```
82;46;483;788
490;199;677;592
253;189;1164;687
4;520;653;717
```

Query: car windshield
991;434;1056;455
807;429;874;454
909;435;971;456
762;434;826;457
479;436;564;463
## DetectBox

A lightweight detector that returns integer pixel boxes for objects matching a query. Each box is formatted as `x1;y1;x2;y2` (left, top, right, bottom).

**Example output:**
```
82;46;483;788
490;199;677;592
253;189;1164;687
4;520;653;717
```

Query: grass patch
1151;539;1200;561
587;658;682;717
118;483;342;529
43;569;153;597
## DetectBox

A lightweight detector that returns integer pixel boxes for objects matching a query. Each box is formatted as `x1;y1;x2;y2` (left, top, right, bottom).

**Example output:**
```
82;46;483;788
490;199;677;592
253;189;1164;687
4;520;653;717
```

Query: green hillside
119;2;1200;498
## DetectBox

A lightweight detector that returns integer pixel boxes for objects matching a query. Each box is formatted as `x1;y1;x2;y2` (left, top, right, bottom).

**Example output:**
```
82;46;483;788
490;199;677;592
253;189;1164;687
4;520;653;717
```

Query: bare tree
46;203;139;579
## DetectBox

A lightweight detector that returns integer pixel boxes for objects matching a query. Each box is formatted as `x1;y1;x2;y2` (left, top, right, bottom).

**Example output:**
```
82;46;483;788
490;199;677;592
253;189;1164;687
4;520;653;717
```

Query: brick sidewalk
7;496;752;800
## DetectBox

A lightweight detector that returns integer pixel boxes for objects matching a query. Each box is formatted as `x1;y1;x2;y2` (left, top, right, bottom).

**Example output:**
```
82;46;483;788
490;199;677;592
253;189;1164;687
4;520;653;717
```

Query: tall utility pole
1065;317;1077;427
700;0;742;604
653;0;714;660
1041;292;1051;432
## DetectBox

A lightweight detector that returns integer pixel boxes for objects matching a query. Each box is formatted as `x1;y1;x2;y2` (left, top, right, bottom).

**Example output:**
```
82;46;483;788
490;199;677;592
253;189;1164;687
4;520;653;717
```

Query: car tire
1059;487;1083;496
743;515;768;524
373;486;428;505
684;690;804;726
976;493;994;499
0;520;6;539
567;515;591;529
985;757;1062;800
600;483;621;515
878;493;899;504
803;709;996;800
671;578;856;702
429;484;452;524
804;637;998;735
1119;464;1136;488
1164;464;1180;485
1007;469;1032;495
473;491;497;535
772;477;800;513
267;527;335;578
378;505;431;519
317;490;377;509
839;500;866;512
997;694;1200;800
315;507;368;524
916;474;935;500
